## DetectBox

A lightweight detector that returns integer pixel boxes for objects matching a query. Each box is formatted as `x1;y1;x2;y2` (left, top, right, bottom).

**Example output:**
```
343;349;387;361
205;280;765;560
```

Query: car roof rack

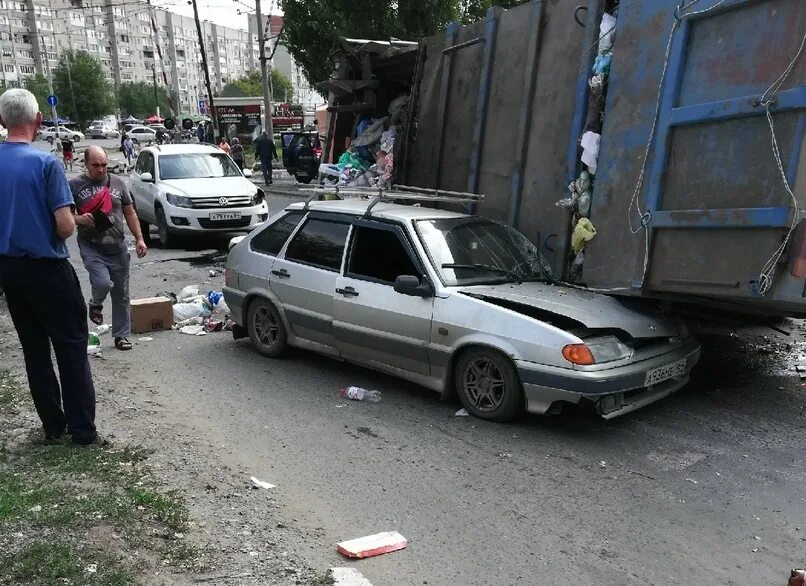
299;184;485;217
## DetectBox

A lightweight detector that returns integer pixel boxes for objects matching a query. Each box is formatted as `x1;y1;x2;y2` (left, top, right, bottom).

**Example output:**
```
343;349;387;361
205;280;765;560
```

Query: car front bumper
163;203;269;233
517;338;701;419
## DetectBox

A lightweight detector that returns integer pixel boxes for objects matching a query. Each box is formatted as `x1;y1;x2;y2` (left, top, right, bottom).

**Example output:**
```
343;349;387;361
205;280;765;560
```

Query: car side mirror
394;275;434;298
242;168;253;178
140;172;154;182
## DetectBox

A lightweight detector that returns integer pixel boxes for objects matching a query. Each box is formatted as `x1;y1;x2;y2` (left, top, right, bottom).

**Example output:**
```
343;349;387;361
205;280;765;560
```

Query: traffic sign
47;95;58;107
198;99;207;114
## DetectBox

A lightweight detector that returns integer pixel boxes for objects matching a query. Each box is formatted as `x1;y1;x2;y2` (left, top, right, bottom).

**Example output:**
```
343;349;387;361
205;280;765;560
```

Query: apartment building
0;0;258;115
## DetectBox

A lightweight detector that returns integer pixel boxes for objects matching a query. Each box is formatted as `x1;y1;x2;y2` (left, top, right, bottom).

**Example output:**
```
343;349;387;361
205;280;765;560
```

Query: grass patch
0;369;24;406
127;487;188;531
0;540;135;586
0;370;197;583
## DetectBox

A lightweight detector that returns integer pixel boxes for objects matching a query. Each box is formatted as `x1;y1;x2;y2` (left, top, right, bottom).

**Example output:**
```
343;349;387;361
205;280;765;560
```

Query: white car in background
39;126;83;143
126;125;157;145
129;144;268;248
0;125;7;140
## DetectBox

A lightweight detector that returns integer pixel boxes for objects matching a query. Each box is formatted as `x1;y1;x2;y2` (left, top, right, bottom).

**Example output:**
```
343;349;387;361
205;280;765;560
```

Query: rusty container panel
586;0;806;314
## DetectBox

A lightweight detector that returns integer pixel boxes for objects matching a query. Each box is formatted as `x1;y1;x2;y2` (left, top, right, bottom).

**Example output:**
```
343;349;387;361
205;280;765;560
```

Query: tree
460;0;526;22
117;81;171;119
220;69;294;103
53;50;114;125
24;75;51;114
280;0;459;86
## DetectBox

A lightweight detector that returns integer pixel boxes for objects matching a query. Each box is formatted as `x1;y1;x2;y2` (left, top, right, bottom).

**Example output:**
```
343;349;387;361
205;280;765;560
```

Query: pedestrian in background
205;122;214;145
218;136;230;155
0;88;102;446
71;146;148;352
122;134;135;170
61;135;74;171
230;137;245;170
196;122;205;144
254;129;278;185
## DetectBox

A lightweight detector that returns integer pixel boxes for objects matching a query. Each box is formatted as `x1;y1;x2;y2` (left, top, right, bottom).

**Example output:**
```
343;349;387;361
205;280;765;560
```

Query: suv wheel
247;299;287;357
155;207;175;248
455;348;524;422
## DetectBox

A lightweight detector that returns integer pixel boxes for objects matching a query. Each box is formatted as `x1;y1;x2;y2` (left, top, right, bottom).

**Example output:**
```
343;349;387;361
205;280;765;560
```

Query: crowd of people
0;89;149;447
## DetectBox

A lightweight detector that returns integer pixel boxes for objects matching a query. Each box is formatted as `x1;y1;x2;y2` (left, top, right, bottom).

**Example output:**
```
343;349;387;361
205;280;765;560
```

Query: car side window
250;212;305;256
348;225;419;284
142;152;154;175
134;153;145;174
284;218;350;271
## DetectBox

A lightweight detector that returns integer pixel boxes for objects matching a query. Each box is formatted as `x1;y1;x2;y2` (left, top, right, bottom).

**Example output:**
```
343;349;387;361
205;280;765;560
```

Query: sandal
89;305;104;325
114;337;132;351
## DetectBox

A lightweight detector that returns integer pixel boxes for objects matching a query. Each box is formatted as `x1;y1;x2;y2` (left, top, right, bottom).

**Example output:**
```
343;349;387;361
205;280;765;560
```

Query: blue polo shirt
0;141;74;259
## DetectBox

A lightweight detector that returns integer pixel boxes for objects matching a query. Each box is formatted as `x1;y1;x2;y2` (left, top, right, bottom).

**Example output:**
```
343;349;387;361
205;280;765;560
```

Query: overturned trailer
318;0;806;318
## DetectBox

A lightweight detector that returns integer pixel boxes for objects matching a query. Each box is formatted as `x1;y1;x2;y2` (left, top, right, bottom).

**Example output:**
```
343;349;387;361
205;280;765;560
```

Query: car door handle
271;268;290;278
335;286;359;297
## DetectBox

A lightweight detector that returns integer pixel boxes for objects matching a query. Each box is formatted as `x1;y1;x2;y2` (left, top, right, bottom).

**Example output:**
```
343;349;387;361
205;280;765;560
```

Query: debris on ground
455;408;469;417
330;567;374;585
137;337;153;342
339;386;381;402
336;531;408;559
250;477;276;490
179;325;206;336
789;569;806;586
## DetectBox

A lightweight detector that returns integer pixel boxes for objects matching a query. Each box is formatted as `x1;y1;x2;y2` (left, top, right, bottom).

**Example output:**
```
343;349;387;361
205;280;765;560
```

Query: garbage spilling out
339;386;381;402
336;531;408;559
145;283;237;336
318;95;406;190
249;476;276;490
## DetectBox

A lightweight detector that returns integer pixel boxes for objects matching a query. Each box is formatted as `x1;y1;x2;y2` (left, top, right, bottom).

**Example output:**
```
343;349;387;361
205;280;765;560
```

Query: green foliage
280;0;459;86
460;0;526;22
221;69;294;103
53;50;115;125
117;81;171;118
23;75;52;114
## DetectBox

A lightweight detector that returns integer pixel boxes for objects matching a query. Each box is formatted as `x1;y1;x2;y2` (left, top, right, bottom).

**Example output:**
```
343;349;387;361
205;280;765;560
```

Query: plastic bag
380;127;396;153
571;218;597;254
178;285;199;302
598;13;616;54
352;117;388;148
555;195;578;209
593;53;612;76
580;131;601;174
173;302;210;323
578;190;592;216
207;291;223;306
575;170;592;193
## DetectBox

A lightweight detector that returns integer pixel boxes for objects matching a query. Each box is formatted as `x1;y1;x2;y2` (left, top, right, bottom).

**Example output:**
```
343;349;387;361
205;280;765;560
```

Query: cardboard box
130;297;174;334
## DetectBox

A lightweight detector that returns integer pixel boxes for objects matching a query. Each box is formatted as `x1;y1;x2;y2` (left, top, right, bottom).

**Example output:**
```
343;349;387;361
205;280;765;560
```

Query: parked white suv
129;144;269;247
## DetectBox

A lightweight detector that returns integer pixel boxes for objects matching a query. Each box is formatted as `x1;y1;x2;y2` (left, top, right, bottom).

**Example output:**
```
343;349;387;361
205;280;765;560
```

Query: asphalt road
55;221;806;585
21;140;806;583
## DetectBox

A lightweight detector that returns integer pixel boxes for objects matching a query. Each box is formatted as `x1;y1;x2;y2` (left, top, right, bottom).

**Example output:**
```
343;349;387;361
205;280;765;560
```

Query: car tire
73;135;81;142
139;218;151;244
247;298;287;358
155;207;175;248
47;137;54;144
454;347;524;422
295;176;313;184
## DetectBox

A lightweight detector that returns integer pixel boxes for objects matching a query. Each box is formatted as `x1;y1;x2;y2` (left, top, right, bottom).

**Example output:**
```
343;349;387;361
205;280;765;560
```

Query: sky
155;0;282;32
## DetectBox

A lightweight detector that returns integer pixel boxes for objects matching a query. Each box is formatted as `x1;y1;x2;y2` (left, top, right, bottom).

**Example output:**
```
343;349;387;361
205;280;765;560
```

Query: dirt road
1;190;805;584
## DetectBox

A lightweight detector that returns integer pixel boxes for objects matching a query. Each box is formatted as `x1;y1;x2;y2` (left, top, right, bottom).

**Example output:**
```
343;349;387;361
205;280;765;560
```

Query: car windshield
159;153;242;180
415;217;554;286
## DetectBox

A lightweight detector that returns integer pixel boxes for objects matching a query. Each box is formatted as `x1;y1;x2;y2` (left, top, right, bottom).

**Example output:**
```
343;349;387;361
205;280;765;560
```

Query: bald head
84;146;109;181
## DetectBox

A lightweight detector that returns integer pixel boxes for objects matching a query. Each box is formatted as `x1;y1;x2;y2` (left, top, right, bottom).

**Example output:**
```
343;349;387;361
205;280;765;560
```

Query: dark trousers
0;256;96;442
260;157;273;184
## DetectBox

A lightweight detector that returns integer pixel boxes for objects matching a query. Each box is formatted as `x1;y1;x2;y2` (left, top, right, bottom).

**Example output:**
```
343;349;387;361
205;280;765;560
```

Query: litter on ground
249;477;276;490
336;531;408;559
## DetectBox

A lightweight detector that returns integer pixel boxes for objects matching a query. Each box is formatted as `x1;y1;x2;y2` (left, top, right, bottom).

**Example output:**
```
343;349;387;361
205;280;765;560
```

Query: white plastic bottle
339;386;381;402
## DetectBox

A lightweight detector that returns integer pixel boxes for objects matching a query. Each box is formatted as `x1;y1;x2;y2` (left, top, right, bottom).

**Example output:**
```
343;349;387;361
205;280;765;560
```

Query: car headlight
251;189;265;205
166;193;194;208
585;336;632;363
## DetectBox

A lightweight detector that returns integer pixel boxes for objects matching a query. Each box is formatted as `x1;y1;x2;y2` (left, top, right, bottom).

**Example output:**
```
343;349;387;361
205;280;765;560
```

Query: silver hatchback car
223;199;700;421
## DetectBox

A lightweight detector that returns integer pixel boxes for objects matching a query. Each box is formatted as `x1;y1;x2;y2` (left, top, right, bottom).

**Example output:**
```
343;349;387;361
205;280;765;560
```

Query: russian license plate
209;212;241;221
644;358;687;387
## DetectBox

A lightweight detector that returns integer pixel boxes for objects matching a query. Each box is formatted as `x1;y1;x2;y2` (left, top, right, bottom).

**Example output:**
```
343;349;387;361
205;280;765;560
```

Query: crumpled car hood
459;282;678;339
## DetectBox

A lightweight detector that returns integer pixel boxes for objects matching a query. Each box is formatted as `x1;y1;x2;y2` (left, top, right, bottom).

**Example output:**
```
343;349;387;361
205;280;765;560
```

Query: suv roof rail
299;184;485;217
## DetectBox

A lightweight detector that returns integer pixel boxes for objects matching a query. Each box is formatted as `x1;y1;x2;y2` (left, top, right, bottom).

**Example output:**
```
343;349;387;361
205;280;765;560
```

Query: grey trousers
78;241;131;338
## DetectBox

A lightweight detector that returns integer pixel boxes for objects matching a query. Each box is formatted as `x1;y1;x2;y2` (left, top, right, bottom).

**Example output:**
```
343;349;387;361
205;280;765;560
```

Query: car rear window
285;218;350;271
250;212;305;256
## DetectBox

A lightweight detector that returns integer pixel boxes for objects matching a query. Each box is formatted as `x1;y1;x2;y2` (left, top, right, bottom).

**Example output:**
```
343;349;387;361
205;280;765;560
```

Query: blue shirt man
0;142;74;258
0;88;101;446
